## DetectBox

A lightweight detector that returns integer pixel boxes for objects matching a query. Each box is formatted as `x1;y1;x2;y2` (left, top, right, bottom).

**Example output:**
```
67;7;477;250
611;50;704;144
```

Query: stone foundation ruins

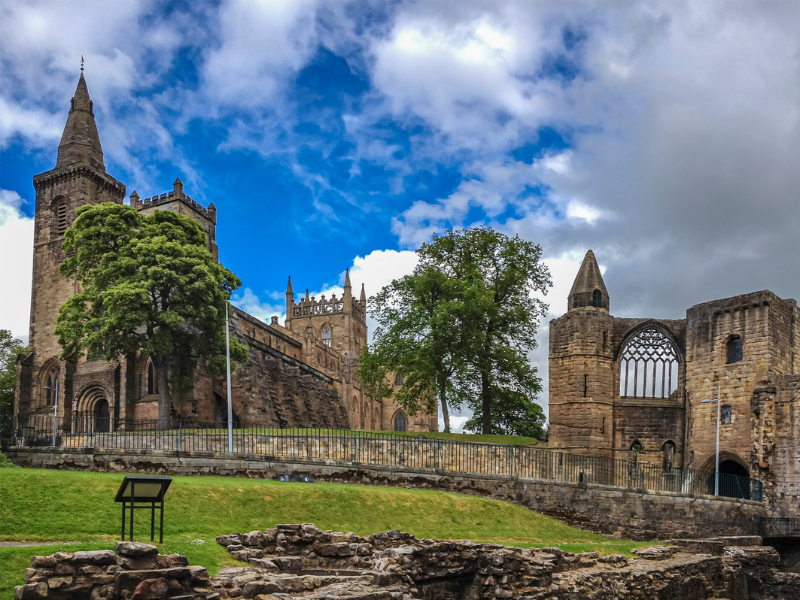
18;524;799;600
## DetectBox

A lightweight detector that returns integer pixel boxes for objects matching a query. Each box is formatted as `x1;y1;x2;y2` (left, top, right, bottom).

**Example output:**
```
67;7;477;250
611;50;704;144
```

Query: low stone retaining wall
16;541;215;599
7;446;765;541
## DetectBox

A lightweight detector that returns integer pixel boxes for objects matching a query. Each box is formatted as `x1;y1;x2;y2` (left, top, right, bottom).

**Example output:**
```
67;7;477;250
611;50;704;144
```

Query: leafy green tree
55;203;248;427
464;387;547;439
418;226;551;434
359;266;473;432
0;329;27;422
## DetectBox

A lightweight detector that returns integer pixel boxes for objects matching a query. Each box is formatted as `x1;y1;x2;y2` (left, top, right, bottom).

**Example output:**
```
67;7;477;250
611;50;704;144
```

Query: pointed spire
56;72;105;171
286;276;293;294
568;250;610;312
173;178;184;197
360;283;366;305
344;268;352;290
305;289;310;302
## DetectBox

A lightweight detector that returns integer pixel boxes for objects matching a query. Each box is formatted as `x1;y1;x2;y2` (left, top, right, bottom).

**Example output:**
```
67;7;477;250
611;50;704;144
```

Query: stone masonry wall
751;374;800;517
212;524;798;600
6;447;766;541
15;541;214;600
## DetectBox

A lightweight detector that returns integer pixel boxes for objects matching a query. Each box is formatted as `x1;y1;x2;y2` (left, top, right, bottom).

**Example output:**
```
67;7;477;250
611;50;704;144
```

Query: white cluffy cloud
0;190;34;343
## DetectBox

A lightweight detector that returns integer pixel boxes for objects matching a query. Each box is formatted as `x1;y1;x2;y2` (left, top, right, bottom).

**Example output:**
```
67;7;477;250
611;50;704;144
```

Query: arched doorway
75;385;112;433
706;458;750;499
93;399;110;433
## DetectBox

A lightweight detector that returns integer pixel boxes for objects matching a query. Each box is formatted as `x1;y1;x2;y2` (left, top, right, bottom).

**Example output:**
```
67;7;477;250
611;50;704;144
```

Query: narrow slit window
55;201;68;235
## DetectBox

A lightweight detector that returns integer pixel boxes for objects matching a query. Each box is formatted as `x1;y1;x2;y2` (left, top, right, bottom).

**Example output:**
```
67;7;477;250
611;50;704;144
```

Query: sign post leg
130;482;135;541
159;499;164;544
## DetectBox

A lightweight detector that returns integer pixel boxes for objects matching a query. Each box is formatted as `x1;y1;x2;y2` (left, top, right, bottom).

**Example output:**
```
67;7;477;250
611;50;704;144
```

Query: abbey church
13;73;437;434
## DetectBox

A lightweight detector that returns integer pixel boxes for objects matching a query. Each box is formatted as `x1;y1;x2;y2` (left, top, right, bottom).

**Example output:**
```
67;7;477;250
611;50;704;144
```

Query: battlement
292;293;352;318
130;178;216;224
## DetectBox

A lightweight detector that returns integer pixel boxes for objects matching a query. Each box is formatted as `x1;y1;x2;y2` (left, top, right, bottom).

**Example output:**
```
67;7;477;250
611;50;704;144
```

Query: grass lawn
0;468;647;599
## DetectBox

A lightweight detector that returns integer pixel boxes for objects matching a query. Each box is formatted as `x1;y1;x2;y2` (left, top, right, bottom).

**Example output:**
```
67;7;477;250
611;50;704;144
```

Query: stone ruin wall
17;524;800;599
751;374;800;517
548;311;688;465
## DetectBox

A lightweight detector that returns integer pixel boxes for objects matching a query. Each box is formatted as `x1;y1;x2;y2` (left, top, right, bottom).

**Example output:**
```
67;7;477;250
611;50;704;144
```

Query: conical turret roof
568;250;610;312
56;73;105;171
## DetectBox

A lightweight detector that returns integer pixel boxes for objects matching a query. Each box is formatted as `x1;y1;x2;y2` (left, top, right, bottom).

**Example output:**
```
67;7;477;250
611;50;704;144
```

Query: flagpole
225;301;233;453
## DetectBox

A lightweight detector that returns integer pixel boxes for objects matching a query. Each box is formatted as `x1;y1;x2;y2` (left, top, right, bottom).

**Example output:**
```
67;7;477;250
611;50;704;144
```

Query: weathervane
80;55;84;73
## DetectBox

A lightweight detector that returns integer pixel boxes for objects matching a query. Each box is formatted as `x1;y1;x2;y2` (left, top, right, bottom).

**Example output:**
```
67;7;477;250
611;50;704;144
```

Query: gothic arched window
147;359;158;395
395;372;405;386
630;440;643;462
662;441;676;471
619;327;680;398
592;289;602;307
322;325;331;347
726;336;743;364
393;412;407;432
45;375;52;406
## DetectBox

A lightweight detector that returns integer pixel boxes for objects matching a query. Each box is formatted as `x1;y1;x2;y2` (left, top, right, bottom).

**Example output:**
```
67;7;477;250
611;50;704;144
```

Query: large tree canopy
55;203;247;426
358;265;473;432
419;227;551;434
360;226;551;434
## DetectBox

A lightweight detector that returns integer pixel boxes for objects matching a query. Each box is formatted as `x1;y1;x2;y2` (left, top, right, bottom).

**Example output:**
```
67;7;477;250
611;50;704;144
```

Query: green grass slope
0;468;645;599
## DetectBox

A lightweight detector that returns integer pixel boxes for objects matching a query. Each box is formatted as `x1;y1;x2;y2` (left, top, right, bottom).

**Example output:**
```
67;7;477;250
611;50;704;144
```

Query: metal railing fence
2;414;762;502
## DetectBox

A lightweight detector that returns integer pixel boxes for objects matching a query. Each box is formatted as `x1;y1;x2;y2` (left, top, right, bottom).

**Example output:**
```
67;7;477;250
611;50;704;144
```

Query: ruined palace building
548;250;799;517
14;72;436;434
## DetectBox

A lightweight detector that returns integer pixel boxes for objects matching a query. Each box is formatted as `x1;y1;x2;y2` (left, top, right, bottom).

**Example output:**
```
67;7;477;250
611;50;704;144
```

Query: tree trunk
481;370;492;434
438;373;451;433
154;355;172;429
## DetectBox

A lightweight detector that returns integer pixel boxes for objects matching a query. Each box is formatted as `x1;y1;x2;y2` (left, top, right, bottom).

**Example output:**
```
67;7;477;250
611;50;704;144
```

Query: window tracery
322;325;331;347
619;327;679;398
394;412;407;432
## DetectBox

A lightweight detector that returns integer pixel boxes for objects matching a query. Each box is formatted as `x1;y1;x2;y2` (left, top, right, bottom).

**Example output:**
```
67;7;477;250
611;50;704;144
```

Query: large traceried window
619;327;680;398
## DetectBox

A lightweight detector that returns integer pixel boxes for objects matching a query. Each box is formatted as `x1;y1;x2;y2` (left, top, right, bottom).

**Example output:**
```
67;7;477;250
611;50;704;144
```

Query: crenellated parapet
130;178;216;224
291;293;361;319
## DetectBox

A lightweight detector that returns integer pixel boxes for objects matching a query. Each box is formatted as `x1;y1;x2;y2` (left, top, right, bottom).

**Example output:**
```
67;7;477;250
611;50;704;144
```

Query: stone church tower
15;73;126;417
14;71;436;434
548;250;616;458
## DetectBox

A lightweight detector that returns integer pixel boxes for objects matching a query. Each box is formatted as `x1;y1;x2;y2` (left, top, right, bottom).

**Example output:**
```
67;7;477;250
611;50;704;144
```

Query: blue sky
2;0;799;428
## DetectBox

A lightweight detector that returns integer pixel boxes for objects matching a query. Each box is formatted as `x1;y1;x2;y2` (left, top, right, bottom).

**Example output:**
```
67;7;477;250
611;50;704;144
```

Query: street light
225;300;233;453
43;375;59;447
701;384;721;496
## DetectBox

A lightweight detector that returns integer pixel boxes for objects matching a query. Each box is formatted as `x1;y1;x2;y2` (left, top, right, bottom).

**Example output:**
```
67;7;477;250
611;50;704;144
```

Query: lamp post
701;384;721;496
43;375;60;447
225;301;233;453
